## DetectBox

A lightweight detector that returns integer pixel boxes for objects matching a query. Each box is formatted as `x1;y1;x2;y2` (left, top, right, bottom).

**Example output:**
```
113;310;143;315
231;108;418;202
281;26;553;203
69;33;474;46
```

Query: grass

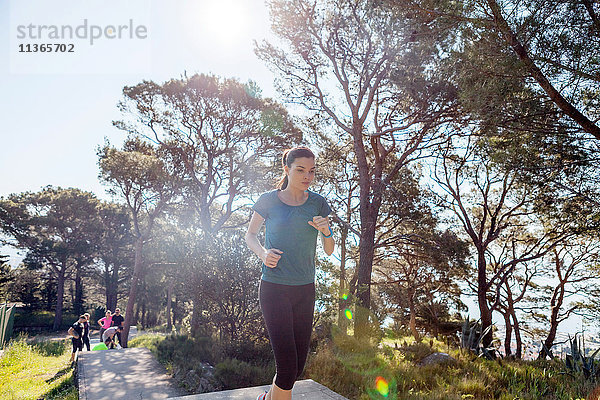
305;332;600;400
128;331;600;399
0;336;77;400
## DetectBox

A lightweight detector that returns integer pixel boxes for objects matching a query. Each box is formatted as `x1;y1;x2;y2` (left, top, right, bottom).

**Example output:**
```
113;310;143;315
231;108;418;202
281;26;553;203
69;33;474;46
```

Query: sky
1;0;278;200
0;0;596;338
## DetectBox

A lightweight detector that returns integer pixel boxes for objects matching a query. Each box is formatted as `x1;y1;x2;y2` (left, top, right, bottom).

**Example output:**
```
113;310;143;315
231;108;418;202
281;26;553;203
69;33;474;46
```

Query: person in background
102;325;123;349
111;308;124;346
82;312;91;351
97;310;112;343
67;315;87;363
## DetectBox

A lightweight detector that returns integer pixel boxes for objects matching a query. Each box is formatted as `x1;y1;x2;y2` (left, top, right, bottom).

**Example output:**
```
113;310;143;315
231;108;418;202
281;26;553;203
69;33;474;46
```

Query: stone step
166;379;349;399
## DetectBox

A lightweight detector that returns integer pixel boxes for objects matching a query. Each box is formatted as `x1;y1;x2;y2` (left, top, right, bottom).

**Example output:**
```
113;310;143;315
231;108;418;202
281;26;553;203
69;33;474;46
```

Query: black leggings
83;336;90;351
71;338;83;353
259;280;315;391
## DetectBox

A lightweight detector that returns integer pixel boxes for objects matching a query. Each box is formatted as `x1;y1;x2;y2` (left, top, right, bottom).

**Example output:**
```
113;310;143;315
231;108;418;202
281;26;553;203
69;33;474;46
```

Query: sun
187;0;249;47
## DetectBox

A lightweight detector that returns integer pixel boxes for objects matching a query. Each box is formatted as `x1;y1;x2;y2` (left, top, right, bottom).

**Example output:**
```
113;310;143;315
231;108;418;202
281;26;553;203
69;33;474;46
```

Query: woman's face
106;311;111;317
285;157;315;190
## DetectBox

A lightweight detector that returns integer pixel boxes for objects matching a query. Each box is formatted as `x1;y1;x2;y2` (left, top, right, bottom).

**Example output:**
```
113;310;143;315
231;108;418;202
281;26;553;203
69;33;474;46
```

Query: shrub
214;358;273;390
14;311;79;330
398;340;435;363
220;340;272;366
155;334;216;370
32;340;67;357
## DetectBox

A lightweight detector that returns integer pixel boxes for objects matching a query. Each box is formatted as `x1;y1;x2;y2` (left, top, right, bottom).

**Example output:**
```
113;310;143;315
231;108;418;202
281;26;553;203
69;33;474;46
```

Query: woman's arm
68;327;78;339
310;216;335;256
320;232;335;256
245;211;283;268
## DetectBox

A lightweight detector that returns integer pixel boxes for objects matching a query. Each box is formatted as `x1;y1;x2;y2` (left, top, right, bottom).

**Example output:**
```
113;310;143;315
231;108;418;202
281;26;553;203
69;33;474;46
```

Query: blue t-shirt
252;190;332;285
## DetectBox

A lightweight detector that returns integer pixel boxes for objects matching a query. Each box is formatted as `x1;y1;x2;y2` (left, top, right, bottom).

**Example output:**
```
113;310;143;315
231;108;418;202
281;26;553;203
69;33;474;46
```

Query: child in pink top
97;310;112;342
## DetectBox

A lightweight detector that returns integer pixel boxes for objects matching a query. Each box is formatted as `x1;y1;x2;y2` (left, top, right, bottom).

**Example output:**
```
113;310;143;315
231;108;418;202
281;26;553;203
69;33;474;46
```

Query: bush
157;335;216;369
92;306;105;324
130;334;218;372
214;358;274;390
14;310;79;331
220;340;273;366
32;340;67;357
398;340;435;363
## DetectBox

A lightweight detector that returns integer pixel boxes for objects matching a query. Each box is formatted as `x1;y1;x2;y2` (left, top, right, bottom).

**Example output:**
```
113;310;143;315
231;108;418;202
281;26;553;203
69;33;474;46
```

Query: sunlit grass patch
128;333;164;354
0;337;77;400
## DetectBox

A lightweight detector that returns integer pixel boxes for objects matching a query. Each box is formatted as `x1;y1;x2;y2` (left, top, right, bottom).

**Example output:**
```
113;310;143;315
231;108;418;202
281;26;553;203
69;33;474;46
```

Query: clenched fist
308;216;331;236
262;248;283;268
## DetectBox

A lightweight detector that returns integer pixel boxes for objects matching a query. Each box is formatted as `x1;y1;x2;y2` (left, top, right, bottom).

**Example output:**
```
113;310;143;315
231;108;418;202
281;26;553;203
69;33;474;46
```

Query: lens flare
375;376;389;397
341;293;348;300
344;309;353;320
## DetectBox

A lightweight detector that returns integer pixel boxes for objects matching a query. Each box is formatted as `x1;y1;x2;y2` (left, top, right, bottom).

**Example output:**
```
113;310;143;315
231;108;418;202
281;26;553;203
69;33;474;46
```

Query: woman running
246;147;335;400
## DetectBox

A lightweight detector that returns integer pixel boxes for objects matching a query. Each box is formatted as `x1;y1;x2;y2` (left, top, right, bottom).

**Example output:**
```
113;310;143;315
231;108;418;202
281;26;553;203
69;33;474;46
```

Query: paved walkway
78;347;185;400
167;379;349;400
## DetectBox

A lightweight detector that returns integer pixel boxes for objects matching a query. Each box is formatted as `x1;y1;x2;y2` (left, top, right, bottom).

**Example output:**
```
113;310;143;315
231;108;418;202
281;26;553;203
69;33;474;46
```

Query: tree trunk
503;310;512;357
477;251;493;347
121;237;143;347
52;268;66;330
173;295;179;326
74;266;84;316
105;262;119;311
191;290;203;336
355;218;376;339
166;281;173;331
486;0;600;140
512;311;522;359
408;290;420;342
338;224;349;334
141;298;146;329
541;286;564;359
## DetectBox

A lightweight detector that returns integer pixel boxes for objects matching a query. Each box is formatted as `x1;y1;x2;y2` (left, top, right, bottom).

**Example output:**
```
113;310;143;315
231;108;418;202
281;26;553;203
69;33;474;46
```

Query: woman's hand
262;248;283;268
309;216;330;236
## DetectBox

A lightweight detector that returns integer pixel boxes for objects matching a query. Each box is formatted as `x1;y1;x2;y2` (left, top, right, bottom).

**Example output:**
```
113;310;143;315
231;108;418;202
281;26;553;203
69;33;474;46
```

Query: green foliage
128;333;164;353
0;187;103;329
131;333;277;393
214;358;273;390
219;340;272;366
564;334;600;381
14;311;79;331
305;334;597;399
305;344;367;400
396;340;435;363
92;306;105;325
0;255;13;301
460;318;496;360
0;337;76;400
32;340;67;357
154;334;216;370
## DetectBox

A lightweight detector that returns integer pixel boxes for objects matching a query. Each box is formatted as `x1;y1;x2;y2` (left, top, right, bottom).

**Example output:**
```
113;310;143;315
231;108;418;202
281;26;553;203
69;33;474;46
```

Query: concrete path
78;347;185;400
166;379;349;400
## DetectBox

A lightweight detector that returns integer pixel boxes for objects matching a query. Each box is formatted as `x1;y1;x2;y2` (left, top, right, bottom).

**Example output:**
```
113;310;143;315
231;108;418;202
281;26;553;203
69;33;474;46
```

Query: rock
419;352;457;367
181;369;200;390
196;376;219;393
174;362;221;394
